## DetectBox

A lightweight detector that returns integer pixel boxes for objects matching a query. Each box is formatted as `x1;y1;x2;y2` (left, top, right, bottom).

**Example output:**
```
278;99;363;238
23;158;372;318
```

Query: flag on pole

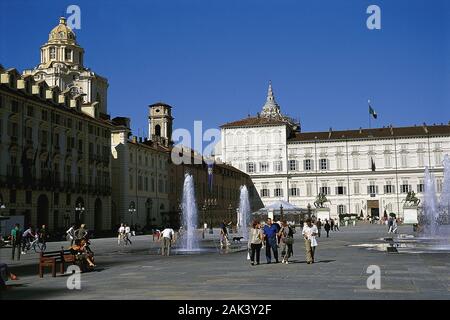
368;100;377;119
207;162;214;193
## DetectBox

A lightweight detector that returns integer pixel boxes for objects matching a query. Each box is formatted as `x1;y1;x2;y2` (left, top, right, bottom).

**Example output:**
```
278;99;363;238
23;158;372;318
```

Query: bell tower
148;102;173;146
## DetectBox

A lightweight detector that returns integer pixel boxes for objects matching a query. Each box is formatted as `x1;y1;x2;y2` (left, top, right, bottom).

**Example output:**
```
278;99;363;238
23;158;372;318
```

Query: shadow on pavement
1;286;71;300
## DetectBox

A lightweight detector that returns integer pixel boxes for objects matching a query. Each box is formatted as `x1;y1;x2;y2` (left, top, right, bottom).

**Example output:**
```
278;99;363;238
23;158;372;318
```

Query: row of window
7;190;82;207
129;152;165;169
247;159;328;173
290;143;444;155
130;175;166;193
5;124;109;157
8;158;110;184
259;181;441;198
0;94;109;138
47;46;82;63
246;152;444;174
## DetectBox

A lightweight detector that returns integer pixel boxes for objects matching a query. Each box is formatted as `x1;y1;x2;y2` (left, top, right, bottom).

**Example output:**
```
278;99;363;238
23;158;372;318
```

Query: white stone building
215;83;450;219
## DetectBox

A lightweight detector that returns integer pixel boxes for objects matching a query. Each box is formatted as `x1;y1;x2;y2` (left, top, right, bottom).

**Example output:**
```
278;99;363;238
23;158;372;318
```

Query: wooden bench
39;247;76;278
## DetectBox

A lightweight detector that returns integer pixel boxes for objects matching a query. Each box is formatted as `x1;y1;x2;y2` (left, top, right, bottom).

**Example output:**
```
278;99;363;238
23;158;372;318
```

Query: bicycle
23;237;46;253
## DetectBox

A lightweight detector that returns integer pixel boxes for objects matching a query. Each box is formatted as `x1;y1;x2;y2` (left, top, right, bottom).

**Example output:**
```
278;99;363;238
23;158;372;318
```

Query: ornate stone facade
216;83;450;219
0;65;112;233
23;17;108;115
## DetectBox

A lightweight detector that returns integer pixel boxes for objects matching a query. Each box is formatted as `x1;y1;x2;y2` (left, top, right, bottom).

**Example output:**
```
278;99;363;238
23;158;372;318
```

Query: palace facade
215;83;450;219
0;64;113;233
0;17;114;234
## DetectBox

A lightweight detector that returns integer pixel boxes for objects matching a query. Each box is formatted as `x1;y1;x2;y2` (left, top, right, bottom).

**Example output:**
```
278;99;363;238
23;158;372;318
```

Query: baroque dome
48;17;77;44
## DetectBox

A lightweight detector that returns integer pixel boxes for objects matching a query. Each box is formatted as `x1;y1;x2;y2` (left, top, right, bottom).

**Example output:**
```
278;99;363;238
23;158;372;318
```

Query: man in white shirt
302;218;318;264
160;226;174;256
118;223;125;246
66;224;76;246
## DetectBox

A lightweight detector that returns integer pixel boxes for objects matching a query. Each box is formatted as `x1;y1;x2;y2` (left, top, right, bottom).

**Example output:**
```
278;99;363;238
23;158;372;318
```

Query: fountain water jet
439;155;450;226
422;167;440;236
238;185;251;240
180;173;199;251
418;156;450;240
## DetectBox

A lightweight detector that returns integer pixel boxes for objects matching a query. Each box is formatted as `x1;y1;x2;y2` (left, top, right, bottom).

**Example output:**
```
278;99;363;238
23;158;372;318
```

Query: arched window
155;124;161;136
65;49;72;61
50;47;56;59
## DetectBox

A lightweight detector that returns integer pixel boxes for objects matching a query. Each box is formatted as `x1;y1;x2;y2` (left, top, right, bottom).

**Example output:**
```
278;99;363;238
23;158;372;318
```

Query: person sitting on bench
70;239;95;269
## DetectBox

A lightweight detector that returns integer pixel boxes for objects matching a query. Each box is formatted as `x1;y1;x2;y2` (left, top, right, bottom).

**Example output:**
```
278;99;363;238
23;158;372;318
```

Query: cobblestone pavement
1;224;449;300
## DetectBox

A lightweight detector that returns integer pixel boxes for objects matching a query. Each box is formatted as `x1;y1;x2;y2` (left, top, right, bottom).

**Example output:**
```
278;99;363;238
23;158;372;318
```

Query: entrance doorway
367;200;380;218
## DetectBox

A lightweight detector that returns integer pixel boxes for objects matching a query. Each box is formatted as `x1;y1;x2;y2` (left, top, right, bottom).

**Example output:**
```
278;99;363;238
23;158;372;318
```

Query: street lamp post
204;198;217;234
128;202;136;227
177;202;183;229
0;195;5;211
202;203;206;239
146;199;153;229
280;204;284;221
306;203;312;221
227;203;233;234
0;196;6;236
75;202;85;226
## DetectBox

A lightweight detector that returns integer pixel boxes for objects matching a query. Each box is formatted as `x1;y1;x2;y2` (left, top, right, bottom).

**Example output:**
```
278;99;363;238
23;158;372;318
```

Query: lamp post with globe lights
75;202;85;226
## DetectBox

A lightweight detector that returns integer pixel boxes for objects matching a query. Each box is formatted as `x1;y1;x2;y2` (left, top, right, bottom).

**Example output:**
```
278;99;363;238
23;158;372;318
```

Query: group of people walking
315;218;339;238
247;217;319;266
10;224;49;260
117;223;133;246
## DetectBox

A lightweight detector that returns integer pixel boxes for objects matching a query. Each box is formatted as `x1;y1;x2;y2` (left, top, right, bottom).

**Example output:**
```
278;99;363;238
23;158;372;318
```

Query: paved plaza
1;223;449;300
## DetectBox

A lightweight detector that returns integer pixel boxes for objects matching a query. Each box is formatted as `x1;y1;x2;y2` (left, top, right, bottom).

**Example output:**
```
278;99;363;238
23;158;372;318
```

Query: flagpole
368;99;371;129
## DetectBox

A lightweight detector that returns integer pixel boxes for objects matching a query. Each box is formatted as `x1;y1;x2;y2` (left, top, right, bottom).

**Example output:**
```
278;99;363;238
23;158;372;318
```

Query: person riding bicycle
37;224;48;250
66;224;76;246
21;226;36;254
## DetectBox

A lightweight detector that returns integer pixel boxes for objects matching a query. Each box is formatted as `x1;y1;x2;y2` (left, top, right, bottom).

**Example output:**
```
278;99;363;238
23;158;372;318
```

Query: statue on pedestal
402;191;421;207
314;193;331;208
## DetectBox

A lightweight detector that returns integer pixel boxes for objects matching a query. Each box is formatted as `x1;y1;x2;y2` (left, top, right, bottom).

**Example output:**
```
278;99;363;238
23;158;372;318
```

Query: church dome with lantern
48;17;77;45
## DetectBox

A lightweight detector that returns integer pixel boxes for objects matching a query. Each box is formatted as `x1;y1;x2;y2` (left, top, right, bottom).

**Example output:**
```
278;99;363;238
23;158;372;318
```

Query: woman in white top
248;220;264;266
117;223;125;246
302;218;318;264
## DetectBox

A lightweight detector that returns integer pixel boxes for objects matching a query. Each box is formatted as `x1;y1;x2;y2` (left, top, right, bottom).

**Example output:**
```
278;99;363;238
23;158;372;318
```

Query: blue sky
1;0;449;136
